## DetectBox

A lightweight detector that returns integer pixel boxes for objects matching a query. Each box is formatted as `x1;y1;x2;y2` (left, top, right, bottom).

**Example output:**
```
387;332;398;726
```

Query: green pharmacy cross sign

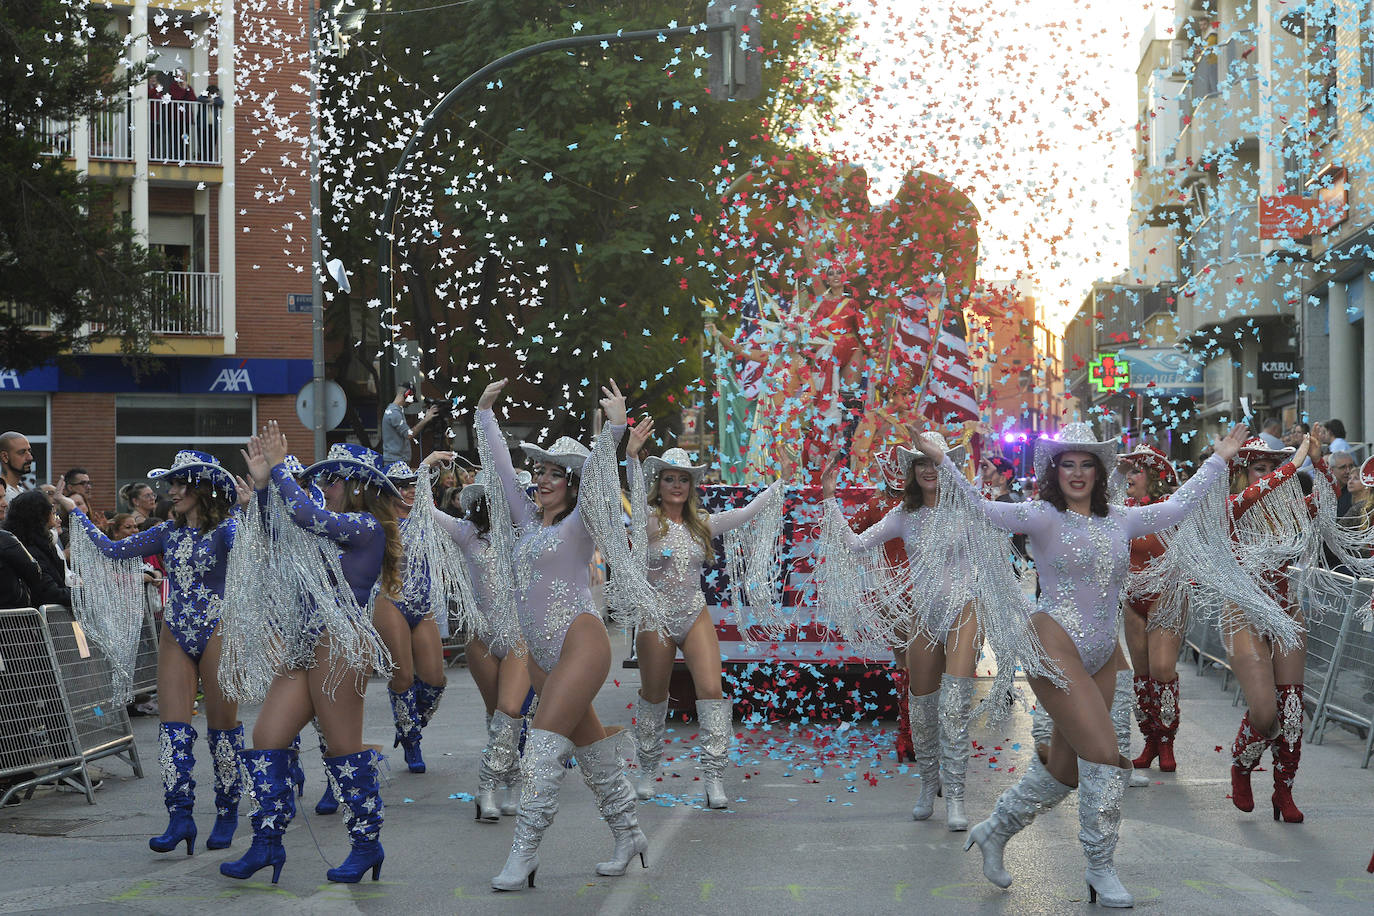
1090;352;1130;394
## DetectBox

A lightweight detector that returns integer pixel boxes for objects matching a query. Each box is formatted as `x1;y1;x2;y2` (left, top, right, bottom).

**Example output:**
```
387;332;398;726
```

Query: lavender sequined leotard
430;509;518;660
646;483;780;645
948;453;1227;674
478;409;624;673
74;509;235;662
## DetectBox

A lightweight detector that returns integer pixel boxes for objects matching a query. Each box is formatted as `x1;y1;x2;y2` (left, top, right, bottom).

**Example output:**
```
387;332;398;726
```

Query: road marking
599;804;690;916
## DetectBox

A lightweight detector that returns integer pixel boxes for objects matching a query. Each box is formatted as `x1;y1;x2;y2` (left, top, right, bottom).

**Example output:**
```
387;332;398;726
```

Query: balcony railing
36;97;220;166
153;271;222;335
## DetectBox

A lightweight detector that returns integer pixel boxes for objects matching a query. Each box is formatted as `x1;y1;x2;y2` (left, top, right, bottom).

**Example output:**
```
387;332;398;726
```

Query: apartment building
0;1;317;501
965;279;1064;440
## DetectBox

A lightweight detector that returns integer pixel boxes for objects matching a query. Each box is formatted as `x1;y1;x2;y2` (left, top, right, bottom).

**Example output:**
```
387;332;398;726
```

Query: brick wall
149;187;195;214
50;394;116;517
256;394;315;463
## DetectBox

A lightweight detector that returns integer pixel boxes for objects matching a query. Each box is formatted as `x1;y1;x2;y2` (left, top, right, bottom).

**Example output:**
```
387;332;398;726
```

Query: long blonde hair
346;482;403;599
647;475;714;564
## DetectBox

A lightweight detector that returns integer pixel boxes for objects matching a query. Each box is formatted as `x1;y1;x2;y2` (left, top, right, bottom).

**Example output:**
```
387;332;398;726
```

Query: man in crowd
1329;450;1356;519
381;384;440;466
1258;418;1285;451
1;432;33;500
1319;418;1352;456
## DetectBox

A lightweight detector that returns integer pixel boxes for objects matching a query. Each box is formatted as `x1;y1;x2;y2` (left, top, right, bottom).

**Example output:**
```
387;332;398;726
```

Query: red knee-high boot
893;668;915;763
1271;684;1304;823
1229;712;1272;813
1155;677;1180;772
1131;676;1160;769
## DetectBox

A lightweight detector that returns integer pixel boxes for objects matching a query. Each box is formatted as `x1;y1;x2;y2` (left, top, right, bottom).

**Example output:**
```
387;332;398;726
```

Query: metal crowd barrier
130;583;162;697
0;605;143;807
1299;568;1374;767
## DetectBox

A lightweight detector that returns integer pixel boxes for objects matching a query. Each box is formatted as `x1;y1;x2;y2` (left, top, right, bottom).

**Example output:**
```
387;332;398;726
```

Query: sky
818;0;1175;330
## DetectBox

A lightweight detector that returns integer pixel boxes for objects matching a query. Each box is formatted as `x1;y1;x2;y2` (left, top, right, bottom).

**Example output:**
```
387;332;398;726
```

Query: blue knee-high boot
287;733;305;797
220;749;295;883
413;675;446;728
389;683;426;774
325;750;385;883
149;722;198;855
313;721;338;814
205;725;244;850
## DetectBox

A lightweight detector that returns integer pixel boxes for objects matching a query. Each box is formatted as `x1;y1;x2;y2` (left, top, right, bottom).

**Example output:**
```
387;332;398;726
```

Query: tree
317;0;856;444
0;0;174;372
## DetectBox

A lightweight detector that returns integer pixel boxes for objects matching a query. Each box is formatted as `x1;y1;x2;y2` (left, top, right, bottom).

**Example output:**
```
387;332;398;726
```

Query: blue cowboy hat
384;461;418;483
147;450;238;502
300;443;401;498
282;454;307;477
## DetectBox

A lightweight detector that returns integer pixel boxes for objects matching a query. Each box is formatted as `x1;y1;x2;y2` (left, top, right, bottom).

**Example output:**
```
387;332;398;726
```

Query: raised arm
429;504;477;549
270;465;380;547
939;454;1052;534
70;508;167;559
1123;454;1227;537
825;500;906;553
709;481;782;537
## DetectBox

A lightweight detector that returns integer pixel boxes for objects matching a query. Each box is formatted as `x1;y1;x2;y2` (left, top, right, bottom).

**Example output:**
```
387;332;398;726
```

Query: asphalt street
2;631;1372;915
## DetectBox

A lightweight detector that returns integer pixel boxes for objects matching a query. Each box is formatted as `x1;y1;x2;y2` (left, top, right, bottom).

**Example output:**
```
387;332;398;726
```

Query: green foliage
0;0;173;373
321;0;855;434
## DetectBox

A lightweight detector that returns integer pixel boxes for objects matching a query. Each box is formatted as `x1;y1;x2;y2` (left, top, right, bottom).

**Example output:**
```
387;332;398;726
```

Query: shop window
114;395;253;497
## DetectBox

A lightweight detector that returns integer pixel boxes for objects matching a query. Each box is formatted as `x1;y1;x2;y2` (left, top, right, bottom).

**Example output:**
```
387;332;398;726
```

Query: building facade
1;1;317;508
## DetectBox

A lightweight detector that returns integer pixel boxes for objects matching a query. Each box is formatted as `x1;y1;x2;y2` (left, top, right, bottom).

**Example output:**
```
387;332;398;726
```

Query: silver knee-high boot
1078;758;1133;907
964;755;1074;888
632;694;669;800
1112;670;1151;788
696;699;732;809
909;689;942;820
939;674;976;831
476;711;522;822
1030;706;1054;760
577;729;649;876
491;729;573;892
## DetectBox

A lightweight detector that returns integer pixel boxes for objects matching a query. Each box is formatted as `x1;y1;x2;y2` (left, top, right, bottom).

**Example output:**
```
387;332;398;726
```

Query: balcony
37;97;221;166
151;271;223;335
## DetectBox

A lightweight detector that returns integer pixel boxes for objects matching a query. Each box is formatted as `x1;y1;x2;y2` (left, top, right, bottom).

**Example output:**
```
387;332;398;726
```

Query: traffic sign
296;379;347;430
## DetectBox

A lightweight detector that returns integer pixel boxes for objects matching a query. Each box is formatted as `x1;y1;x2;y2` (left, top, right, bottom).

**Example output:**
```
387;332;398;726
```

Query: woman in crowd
121;482;159;525
624;419;783;809
410;449;530;823
0;492;70;608
6;491;73;607
1115;445;1185;776
940;420;1248;908
373;461;447;776
67;452;241;856
478;378;654;891
219;425;398;884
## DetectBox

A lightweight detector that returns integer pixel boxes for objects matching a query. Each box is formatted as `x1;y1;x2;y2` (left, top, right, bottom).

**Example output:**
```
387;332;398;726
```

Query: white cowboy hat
895;432;965;475
458;472;494;515
519;436;592;472
1033;421;1119;482
642;447;708;484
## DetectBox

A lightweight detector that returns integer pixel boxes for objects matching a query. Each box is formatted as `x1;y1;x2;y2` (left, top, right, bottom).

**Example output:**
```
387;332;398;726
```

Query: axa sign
210;368;253;392
0;370;21;389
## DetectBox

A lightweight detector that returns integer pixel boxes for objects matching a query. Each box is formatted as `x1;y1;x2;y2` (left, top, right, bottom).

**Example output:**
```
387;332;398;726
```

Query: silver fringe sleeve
812;502;908;659
1231;472;1320;583
1107;467;1128;507
925;462;1064;725
1309;469;1374;580
578;426;665;633
67;522;145;705
402;465;481;634
1128;473;1303;653
721;484;786;639
472;417;527;658
217;482;394;702
218;492;283;704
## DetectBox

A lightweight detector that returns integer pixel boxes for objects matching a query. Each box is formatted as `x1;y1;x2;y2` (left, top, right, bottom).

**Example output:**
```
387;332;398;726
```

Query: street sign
295;379;347;431
287;293;313;314
707;1;763;100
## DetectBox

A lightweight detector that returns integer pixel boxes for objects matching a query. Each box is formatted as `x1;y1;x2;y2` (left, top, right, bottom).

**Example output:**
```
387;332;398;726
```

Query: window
0;393;50;487
114;395;253;497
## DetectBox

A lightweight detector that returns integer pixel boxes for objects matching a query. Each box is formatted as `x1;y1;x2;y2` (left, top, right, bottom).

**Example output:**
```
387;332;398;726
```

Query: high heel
220;748;296;883
1078;758;1133;908
893;668;917;763
1130;675;1159;769
1110;671;1150;788
578;729;651;876
696;699;733;810
390;682;426;774
492;729;573;892
939;675;975;832
631;694;669;800
908;689;940;821
1229;713;1271;813
150;722;198;855
477;711;520;821
323;750;386;884
1155;678;1180;773
1270;684;1304;823
965;756;1073;888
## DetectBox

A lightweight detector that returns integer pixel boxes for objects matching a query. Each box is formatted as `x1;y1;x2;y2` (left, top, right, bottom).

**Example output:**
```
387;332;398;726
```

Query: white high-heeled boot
1078;757;1133;907
577;729;649;876
491;729;573;892
476;711;521;822
696;699;732;809
964;755;1074;888
1112;670;1151;788
632;694;669;800
908;689;941;820
939;674;976;831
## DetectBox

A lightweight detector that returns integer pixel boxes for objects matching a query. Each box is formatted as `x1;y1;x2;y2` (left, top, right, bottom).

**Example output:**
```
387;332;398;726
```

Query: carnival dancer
623;419;784;808
817;434;992;831
410;452;531;823
1117;446;1184;775
67;451;244;855
478;379;657;891
218;424;399;884
364;461;447;775
946;421;1249;908
1221;434;1328;824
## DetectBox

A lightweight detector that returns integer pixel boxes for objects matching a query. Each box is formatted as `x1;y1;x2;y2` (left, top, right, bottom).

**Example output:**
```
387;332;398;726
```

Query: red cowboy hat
1118;443;1178;486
